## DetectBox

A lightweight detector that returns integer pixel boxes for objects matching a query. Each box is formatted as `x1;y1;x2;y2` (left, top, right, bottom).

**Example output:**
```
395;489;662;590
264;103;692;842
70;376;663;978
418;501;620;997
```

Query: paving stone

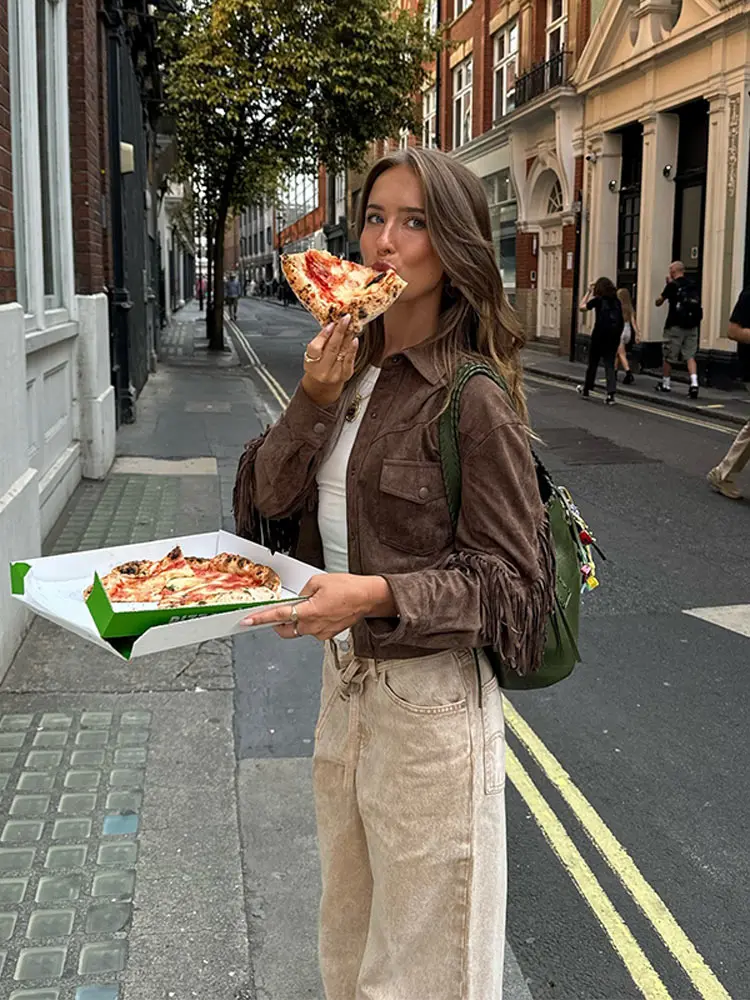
9;796;51;818
51;819;92;841
96;843;137;867
9;988;61;999
1;821;44;844
0;911;17;940
16;774;54;793
0;878;29;903
44;844;88;869
26;908;76;939
78;940;127;975
14;945;67;979
85;902;131;935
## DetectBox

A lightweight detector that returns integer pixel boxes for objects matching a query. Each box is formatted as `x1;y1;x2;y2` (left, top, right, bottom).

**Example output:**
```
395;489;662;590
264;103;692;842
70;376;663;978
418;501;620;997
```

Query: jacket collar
402;339;448;386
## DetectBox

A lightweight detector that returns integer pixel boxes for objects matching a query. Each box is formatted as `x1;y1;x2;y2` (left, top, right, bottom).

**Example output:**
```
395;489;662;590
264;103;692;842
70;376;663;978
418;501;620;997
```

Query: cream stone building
574;0;750;378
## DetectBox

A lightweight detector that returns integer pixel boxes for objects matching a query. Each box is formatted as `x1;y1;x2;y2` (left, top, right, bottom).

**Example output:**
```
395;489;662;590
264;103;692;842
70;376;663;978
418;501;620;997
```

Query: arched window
547;180;563;214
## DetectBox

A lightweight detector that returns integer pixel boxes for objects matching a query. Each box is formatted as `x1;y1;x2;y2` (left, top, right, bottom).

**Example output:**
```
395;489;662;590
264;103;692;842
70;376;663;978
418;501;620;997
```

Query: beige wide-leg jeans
716;420;750;481
313;641;507;1000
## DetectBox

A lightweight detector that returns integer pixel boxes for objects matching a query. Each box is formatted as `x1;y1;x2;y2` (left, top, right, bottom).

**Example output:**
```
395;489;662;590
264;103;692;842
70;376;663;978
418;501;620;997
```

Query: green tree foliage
162;0;441;347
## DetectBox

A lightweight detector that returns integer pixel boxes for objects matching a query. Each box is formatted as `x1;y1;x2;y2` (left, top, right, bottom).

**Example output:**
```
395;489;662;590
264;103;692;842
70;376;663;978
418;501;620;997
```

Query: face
360;164;444;302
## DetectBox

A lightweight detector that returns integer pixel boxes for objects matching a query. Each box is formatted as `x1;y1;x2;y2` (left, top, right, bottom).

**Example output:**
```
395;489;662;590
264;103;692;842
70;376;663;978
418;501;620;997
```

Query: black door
672;178;705;288
616;123;643;301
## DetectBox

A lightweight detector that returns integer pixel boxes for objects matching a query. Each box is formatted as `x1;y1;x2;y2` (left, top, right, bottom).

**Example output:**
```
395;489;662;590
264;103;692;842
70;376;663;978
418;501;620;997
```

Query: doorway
672;99;708;287
539;224;563;339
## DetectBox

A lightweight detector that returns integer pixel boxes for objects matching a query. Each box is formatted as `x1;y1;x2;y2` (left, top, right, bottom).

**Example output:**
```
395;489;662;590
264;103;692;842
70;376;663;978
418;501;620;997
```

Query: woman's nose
375;223;396;255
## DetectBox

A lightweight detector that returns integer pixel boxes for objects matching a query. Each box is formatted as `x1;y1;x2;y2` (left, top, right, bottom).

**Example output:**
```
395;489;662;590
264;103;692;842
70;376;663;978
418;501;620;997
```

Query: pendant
345;392;362;423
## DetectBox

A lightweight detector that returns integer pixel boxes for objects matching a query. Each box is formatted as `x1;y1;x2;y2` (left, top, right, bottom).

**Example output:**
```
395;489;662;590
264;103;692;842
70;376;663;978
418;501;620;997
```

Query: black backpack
598;297;624;338
674;281;702;329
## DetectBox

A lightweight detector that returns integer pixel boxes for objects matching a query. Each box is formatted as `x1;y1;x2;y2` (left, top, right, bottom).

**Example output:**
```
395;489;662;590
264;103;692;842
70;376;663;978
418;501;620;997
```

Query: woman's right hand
301;314;358;408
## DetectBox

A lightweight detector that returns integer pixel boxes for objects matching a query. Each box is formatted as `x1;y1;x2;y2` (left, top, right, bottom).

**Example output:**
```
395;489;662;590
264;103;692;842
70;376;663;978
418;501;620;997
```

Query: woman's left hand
241;573;395;641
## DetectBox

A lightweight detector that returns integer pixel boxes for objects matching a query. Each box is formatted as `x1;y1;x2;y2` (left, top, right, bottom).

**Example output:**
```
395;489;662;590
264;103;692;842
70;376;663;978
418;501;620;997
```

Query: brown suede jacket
234;340;554;672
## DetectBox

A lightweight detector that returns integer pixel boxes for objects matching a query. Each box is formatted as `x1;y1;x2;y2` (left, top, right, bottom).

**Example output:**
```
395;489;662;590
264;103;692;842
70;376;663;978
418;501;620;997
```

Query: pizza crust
282;250;407;333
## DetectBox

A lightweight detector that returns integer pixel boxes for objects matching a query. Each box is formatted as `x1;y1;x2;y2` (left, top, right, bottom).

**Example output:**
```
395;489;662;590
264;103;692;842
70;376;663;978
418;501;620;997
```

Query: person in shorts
655;260;701;398
707;287;750;499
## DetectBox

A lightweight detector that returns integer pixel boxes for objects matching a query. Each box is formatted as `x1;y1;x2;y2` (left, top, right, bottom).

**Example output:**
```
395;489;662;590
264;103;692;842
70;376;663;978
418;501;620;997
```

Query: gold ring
304;351;321;364
289;604;299;624
336;352;346;362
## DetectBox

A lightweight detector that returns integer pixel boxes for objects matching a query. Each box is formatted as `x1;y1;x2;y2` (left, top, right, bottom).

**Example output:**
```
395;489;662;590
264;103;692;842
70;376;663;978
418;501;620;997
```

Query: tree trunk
205;215;214;340
209;208;226;351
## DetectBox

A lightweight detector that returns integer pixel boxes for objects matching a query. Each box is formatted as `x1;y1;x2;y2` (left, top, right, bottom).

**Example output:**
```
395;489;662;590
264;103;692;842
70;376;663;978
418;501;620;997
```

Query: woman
577;276;624;405
233;148;555;1000
616;286;640;384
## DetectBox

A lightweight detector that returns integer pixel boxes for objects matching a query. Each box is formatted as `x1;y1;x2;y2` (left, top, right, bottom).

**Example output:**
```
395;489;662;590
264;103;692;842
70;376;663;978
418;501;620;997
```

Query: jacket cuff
282;384;341;447
364;572;419;647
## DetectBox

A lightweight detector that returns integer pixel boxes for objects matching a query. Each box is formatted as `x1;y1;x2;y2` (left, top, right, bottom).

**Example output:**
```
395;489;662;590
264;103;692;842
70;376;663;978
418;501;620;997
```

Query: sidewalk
523;344;750;428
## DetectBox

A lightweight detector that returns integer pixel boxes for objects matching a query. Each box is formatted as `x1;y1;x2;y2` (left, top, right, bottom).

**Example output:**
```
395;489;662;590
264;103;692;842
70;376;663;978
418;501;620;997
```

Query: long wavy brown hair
353;147;529;424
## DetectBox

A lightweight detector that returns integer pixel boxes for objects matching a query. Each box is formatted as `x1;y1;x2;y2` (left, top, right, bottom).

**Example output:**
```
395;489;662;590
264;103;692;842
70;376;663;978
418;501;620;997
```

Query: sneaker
623;371;635;385
655;382;671;393
605;393;616;405
576;385;590;398
689;385;699;399
707;468;741;500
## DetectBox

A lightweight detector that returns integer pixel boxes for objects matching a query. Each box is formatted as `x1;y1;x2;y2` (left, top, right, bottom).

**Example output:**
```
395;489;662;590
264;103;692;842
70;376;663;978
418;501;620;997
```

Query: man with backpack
655;260;702;398
707;287;750;499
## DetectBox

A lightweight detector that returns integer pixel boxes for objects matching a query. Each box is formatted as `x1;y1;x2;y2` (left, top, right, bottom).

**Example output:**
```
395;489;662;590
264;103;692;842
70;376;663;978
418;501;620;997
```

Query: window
483;169;517;300
455;0;472;17
452;57;473;149
253;233;259;255
547;0;567;58
422;85;437;148
266;225;272;248
547;180;563;214
426;0;439;31
398;127;409;151
493;20;518;120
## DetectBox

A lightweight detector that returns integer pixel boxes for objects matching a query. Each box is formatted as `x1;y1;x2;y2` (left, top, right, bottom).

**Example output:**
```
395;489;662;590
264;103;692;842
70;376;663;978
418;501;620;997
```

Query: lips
372;260;396;273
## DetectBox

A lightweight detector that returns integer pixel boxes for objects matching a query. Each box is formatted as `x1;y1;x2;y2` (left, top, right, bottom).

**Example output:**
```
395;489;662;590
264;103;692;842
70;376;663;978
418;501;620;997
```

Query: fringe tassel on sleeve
445;514;556;677
232;434;302;556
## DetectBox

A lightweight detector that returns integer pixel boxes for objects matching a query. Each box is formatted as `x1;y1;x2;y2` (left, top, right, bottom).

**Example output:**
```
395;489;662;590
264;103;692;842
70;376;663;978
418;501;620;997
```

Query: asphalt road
230;296;750;1000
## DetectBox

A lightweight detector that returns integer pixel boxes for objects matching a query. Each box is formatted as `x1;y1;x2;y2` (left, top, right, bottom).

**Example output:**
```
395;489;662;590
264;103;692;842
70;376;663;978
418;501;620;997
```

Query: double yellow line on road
228;319;730;999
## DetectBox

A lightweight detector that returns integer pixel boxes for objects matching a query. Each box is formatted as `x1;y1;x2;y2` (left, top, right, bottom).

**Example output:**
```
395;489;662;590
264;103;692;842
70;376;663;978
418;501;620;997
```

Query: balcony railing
515;50;570;108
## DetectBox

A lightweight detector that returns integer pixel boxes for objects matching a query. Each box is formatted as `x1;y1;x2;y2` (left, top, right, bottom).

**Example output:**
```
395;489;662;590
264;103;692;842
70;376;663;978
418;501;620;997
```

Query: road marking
525;373;738;437
506;746;671;999
684;604;750;638
226;318;290;410
111;457;218;476
504;699;731;1000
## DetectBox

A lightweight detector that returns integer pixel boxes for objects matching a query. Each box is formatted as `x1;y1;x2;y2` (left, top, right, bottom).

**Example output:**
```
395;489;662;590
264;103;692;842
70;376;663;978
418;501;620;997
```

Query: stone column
585;131;622;287
729;84;750;303
637;113;679;343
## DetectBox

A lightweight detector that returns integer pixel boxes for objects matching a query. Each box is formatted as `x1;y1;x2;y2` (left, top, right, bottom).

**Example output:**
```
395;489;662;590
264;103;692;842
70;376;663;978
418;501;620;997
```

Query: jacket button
313;422;326;435
418;486;429;499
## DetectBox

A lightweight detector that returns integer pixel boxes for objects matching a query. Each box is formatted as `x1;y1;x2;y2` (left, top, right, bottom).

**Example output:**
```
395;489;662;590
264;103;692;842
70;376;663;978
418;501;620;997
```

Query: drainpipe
104;0;134;424
434;1;442;149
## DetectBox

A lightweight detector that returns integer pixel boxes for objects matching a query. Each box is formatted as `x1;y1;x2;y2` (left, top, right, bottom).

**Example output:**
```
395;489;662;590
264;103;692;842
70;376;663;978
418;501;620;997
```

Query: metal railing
515;50;570;108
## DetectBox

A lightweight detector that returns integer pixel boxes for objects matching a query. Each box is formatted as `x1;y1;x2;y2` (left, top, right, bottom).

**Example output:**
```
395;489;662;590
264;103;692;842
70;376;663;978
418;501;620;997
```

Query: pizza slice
85;546;197;603
281;249;407;332
158;582;280;609
186;553;282;596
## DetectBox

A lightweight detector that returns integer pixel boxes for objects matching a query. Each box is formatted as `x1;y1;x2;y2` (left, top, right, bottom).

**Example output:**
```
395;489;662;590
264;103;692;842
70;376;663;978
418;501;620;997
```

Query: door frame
536;218;563;340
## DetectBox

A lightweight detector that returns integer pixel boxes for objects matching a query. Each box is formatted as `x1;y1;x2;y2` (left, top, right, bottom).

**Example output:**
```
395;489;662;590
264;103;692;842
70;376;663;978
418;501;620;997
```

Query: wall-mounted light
663;164;673;179
531;234;538;255
608;180;619;193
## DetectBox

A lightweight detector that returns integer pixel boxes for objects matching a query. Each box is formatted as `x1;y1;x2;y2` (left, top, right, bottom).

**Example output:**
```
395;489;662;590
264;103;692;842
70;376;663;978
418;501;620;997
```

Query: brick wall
68;0;104;295
562;223;575;288
0;0;15;304
516;229;536;290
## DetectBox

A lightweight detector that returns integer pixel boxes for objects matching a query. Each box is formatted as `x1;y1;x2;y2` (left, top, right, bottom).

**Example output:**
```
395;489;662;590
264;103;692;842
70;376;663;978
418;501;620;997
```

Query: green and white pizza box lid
9;529;314;660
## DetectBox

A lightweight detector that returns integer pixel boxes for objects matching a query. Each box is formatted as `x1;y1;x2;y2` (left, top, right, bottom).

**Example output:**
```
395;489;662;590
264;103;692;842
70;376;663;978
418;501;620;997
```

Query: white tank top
316;365;381;574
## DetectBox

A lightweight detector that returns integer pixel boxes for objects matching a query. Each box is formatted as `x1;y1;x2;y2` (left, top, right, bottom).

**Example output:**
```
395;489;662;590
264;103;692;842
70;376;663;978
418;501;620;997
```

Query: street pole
196;183;204;312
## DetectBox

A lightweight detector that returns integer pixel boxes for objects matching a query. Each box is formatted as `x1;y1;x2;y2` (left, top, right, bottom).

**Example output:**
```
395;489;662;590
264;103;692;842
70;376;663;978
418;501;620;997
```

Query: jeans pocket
482;677;506;794
381;651;468;716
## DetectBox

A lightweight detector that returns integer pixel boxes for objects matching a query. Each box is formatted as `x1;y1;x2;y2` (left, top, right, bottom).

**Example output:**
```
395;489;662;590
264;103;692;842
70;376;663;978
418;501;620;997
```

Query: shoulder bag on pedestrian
673;281;702;329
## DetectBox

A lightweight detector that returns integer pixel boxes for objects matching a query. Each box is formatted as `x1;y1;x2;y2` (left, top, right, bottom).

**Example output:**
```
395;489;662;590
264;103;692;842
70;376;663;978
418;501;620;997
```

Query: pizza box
9;530;317;660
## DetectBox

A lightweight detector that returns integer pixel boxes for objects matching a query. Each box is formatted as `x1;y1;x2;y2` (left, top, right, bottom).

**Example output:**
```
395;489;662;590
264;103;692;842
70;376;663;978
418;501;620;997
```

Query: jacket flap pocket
379;460;445;504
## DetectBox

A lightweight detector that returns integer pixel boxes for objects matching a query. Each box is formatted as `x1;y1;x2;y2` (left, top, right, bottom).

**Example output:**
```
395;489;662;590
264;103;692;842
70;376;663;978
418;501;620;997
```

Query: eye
406;216;427;230
365;212;384;225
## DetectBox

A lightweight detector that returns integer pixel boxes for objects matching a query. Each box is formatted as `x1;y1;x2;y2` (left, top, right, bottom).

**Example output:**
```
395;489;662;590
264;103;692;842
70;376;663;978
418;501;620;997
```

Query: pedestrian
707;287;750;499
225;272;241;321
577;276;624;404
654;260;702;398
616;287;640;384
233;146;555;1000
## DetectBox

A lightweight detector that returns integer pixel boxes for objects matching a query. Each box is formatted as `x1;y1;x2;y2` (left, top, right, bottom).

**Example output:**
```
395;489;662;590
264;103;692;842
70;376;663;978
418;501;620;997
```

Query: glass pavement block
52;819;92;841
10;989;61;999
17;773;54;793
0;752;19;769
0;848;34;872
115;728;149;747
85;902;131;935
0;911;17;940
58;794;96;815
32;731;67;749
25;751;62;770
104;791;142;813
78;940;127;976
92;870;135;899
14;945;67;980
35;875;82;902
108;769;143;789
10;795;51;818
38;715;72;730
120;710;151;727
64;770;101;791
26;908;76;940
80;713;113;729
0;733;25;750
75;731;109;749
102;815;138;836
75;987;119;1000
96;843;137;867
0;878;28;903
0;949;5;974
45;845;88;869
0;715;33;731
1;822;44;845
0;774;9;791
113;748;146;766
70;751;105;768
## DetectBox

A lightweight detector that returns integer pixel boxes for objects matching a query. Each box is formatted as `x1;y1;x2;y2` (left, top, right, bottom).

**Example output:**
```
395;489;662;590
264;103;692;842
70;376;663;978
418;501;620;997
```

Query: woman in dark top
577;276;624;405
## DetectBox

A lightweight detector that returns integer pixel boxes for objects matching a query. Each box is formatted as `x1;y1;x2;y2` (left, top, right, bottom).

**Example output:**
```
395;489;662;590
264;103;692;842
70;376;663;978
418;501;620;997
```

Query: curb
524;363;749;429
